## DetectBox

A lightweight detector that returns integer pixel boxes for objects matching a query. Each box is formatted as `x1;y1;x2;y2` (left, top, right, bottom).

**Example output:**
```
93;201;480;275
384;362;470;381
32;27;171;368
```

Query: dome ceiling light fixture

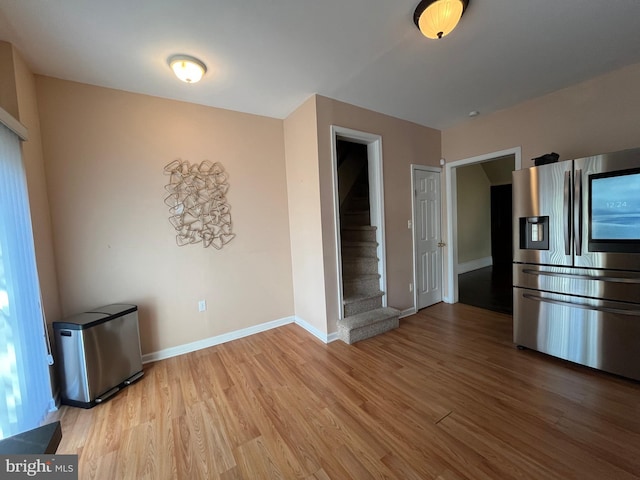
413;0;470;39
168;54;207;83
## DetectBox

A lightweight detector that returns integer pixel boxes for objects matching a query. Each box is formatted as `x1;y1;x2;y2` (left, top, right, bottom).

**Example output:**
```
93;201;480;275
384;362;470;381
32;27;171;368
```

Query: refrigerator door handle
522;268;640;284
523;293;640;316
574;168;583;256
563;170;572;255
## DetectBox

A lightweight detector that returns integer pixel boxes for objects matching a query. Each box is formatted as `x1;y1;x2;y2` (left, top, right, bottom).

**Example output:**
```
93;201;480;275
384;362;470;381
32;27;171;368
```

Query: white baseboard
399;307;417;318
294;316;338;343
457;256;493;274
142;316;296;364
141;314;344;363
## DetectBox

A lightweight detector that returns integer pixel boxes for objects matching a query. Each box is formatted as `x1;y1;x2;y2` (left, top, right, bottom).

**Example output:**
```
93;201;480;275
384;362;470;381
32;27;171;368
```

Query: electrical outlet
409;283;413;292
198;300;207;312
408;220;412;229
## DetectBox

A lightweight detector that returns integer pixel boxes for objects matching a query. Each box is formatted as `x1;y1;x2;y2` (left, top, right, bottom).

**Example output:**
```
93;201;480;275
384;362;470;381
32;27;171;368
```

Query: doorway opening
456;173;513;314
330;126;387;320
444;147;522;313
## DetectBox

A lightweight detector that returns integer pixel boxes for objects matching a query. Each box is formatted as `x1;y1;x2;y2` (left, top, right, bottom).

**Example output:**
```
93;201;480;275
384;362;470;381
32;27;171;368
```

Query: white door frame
443;147;522;303
330;125;387;319
411;164;443;311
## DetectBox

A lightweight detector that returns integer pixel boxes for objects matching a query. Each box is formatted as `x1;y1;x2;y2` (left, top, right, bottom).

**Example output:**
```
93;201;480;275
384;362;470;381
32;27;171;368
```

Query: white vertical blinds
0;122;53;439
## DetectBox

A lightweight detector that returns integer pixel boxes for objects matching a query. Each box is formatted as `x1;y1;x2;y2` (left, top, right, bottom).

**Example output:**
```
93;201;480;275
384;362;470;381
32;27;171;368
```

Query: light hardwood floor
52;303;640;479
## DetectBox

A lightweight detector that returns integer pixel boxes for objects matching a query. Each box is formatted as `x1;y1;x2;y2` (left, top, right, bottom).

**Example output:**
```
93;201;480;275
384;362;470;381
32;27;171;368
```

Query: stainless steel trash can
53;304;143;408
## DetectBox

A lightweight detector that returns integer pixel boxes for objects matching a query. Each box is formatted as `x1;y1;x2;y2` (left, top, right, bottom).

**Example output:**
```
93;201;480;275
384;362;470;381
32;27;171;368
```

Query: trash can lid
52;304;138;330
53;312;110;330
87;304;137;319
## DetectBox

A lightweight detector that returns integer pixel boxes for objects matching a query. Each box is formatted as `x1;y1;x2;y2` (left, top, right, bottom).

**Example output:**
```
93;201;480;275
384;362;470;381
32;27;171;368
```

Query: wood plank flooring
51;303;640;479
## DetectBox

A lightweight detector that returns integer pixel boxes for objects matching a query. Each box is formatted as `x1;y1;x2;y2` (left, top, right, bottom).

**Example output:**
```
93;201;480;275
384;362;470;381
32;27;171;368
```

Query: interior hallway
458;265;513;315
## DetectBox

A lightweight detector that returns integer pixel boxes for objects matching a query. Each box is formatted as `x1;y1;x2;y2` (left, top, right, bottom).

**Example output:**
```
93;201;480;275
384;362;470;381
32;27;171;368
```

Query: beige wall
0;42;62;325
35;76;294;355
456;163;491;265
315;95;441;329
0;42;19;120
481;156;514;186
283;96;328;333
442;62;640;167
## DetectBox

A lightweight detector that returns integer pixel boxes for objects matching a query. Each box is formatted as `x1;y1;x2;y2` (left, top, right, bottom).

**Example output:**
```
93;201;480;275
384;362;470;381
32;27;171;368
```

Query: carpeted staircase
338;192;399;344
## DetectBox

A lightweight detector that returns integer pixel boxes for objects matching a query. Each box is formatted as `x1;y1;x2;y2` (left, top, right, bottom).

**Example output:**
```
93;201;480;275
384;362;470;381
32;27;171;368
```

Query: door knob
438;242;446;247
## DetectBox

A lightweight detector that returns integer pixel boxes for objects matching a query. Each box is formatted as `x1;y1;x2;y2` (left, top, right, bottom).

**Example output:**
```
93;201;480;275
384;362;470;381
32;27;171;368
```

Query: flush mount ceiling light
168;54;207;83
414;0;469;39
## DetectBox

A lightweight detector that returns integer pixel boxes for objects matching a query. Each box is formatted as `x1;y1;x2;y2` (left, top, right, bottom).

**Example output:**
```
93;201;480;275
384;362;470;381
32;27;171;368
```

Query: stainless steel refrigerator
512;147;640;381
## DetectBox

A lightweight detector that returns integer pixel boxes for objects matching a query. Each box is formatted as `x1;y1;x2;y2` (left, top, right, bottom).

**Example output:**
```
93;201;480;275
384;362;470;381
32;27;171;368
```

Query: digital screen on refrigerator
590;170;640;240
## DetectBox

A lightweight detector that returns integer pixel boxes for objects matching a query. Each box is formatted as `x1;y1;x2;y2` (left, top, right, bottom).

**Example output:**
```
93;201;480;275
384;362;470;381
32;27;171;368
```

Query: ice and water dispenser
519;216;549;250
53;304;143;408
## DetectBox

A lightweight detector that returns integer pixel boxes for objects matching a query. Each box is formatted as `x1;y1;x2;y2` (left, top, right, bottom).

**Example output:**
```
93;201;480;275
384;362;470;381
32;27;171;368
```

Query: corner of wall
0;41;19;119
9;44;62;323
281;95;330;335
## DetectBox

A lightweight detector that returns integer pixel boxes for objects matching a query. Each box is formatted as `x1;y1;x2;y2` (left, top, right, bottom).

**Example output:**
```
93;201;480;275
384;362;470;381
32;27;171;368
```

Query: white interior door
414;167;443;309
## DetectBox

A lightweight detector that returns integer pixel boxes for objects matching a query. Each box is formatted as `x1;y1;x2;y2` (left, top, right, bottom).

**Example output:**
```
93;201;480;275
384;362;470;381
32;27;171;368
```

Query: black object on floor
0;421;62;454
458;265;513;315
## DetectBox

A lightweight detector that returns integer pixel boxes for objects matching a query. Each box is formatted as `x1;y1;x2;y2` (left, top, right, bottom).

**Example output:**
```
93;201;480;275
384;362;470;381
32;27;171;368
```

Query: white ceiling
1;0;639;129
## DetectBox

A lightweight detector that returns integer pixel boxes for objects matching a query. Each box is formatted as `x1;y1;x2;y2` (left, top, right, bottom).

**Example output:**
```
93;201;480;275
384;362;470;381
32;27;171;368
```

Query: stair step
342;225;376;231
343;286;382;297
341;209;370;227
342;256;379;275
341;244;378;259
341;240;377;247
343;292;383;317
338;307;400;344
342;256;378;262
342;209;369;215
341;226;377;242
346;196;369;209
341;239;377;252
342;273;380;283
343;291;384;303
343;277;381;297
342;202;368;214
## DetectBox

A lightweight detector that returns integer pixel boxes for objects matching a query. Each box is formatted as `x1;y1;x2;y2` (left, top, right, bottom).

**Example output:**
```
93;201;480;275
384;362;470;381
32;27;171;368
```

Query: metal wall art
164;159;235;249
